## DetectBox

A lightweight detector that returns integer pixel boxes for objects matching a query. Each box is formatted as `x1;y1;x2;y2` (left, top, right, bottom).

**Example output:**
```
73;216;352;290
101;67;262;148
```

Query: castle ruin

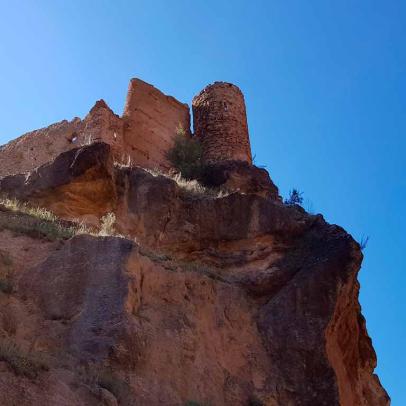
0;79;253;177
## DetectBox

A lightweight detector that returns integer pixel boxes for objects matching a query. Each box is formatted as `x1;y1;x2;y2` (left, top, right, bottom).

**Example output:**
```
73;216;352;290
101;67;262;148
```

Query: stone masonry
0;79;254;178
122;79;191;169
192;82;252;164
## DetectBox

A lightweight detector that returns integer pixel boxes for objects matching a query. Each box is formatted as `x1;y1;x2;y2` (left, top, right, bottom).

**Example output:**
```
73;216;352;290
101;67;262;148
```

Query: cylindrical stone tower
192;82;252;164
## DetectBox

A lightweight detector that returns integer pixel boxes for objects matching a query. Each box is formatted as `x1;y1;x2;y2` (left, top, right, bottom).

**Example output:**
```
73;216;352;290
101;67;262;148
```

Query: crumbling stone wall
0;101;124;178
123;79;191;170
0;79;255;178
192;82;252;164
0;78;191;177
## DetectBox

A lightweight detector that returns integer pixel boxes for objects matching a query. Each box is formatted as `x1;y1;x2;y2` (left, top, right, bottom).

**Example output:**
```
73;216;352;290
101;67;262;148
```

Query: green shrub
284;188;304;206
167;126;203;180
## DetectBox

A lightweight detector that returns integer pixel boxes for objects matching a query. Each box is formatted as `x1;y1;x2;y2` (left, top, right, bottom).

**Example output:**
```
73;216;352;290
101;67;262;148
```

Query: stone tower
192;82;252;164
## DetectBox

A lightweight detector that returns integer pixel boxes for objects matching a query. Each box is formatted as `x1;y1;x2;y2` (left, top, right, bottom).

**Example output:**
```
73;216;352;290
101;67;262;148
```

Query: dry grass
0;197;57;221
114;154;133;169
114;157;229;198
143;168;229;198
99;212;117;236
0;197;124;240
0;212;77;241
0;338;49;379
0;196;90;241
80;134;95;146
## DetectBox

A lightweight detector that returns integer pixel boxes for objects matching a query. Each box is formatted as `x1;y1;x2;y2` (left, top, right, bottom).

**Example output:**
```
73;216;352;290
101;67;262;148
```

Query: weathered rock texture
0;142;389;405
192;82;252;164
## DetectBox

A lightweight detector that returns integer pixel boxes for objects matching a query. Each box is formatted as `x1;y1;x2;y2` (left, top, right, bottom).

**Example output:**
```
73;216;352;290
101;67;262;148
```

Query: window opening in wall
70;132;78;143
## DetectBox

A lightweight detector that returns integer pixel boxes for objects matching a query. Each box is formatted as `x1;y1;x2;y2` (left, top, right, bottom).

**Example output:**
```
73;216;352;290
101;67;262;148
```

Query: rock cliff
0;80;389;406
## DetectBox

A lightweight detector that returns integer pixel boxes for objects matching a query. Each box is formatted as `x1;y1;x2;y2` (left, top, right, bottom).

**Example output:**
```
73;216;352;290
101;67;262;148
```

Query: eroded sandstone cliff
0;79;389;405
0;142;389;405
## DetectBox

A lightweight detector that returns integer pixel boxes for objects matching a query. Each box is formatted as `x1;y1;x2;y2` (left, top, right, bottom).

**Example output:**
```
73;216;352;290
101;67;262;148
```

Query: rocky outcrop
0;142;389;405
200;160;280;199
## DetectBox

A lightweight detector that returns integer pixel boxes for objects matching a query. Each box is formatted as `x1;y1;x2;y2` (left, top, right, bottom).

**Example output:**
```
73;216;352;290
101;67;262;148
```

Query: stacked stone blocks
0;79;253;178
192;82;252;165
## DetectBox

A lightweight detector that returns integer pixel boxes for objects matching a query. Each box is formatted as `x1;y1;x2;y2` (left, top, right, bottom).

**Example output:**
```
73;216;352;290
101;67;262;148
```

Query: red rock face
192;82;252;164
0;143;390;405
0;79;390;405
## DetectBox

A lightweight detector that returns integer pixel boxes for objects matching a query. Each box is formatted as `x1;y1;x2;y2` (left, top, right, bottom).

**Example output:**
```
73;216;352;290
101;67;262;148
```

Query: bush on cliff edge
167;125;203;180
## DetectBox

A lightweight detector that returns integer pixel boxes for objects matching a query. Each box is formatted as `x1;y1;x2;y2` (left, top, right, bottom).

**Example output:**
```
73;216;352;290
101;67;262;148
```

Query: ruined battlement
192;82;252;164
0;79;253;177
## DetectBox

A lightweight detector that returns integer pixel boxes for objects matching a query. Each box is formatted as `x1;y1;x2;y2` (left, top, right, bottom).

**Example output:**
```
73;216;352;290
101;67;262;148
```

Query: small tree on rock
284;189;304;206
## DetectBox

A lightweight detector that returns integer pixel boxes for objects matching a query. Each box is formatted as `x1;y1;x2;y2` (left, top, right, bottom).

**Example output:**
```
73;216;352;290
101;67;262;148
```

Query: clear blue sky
1;0;404;402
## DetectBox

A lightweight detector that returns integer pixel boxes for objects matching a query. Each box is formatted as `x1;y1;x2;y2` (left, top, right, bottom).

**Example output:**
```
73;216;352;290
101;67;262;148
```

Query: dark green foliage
167;131;203;180
284;188;304;206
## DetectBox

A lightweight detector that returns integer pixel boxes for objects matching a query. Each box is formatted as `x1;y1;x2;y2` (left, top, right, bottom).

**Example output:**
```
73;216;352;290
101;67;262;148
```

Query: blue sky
0;0;405;402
